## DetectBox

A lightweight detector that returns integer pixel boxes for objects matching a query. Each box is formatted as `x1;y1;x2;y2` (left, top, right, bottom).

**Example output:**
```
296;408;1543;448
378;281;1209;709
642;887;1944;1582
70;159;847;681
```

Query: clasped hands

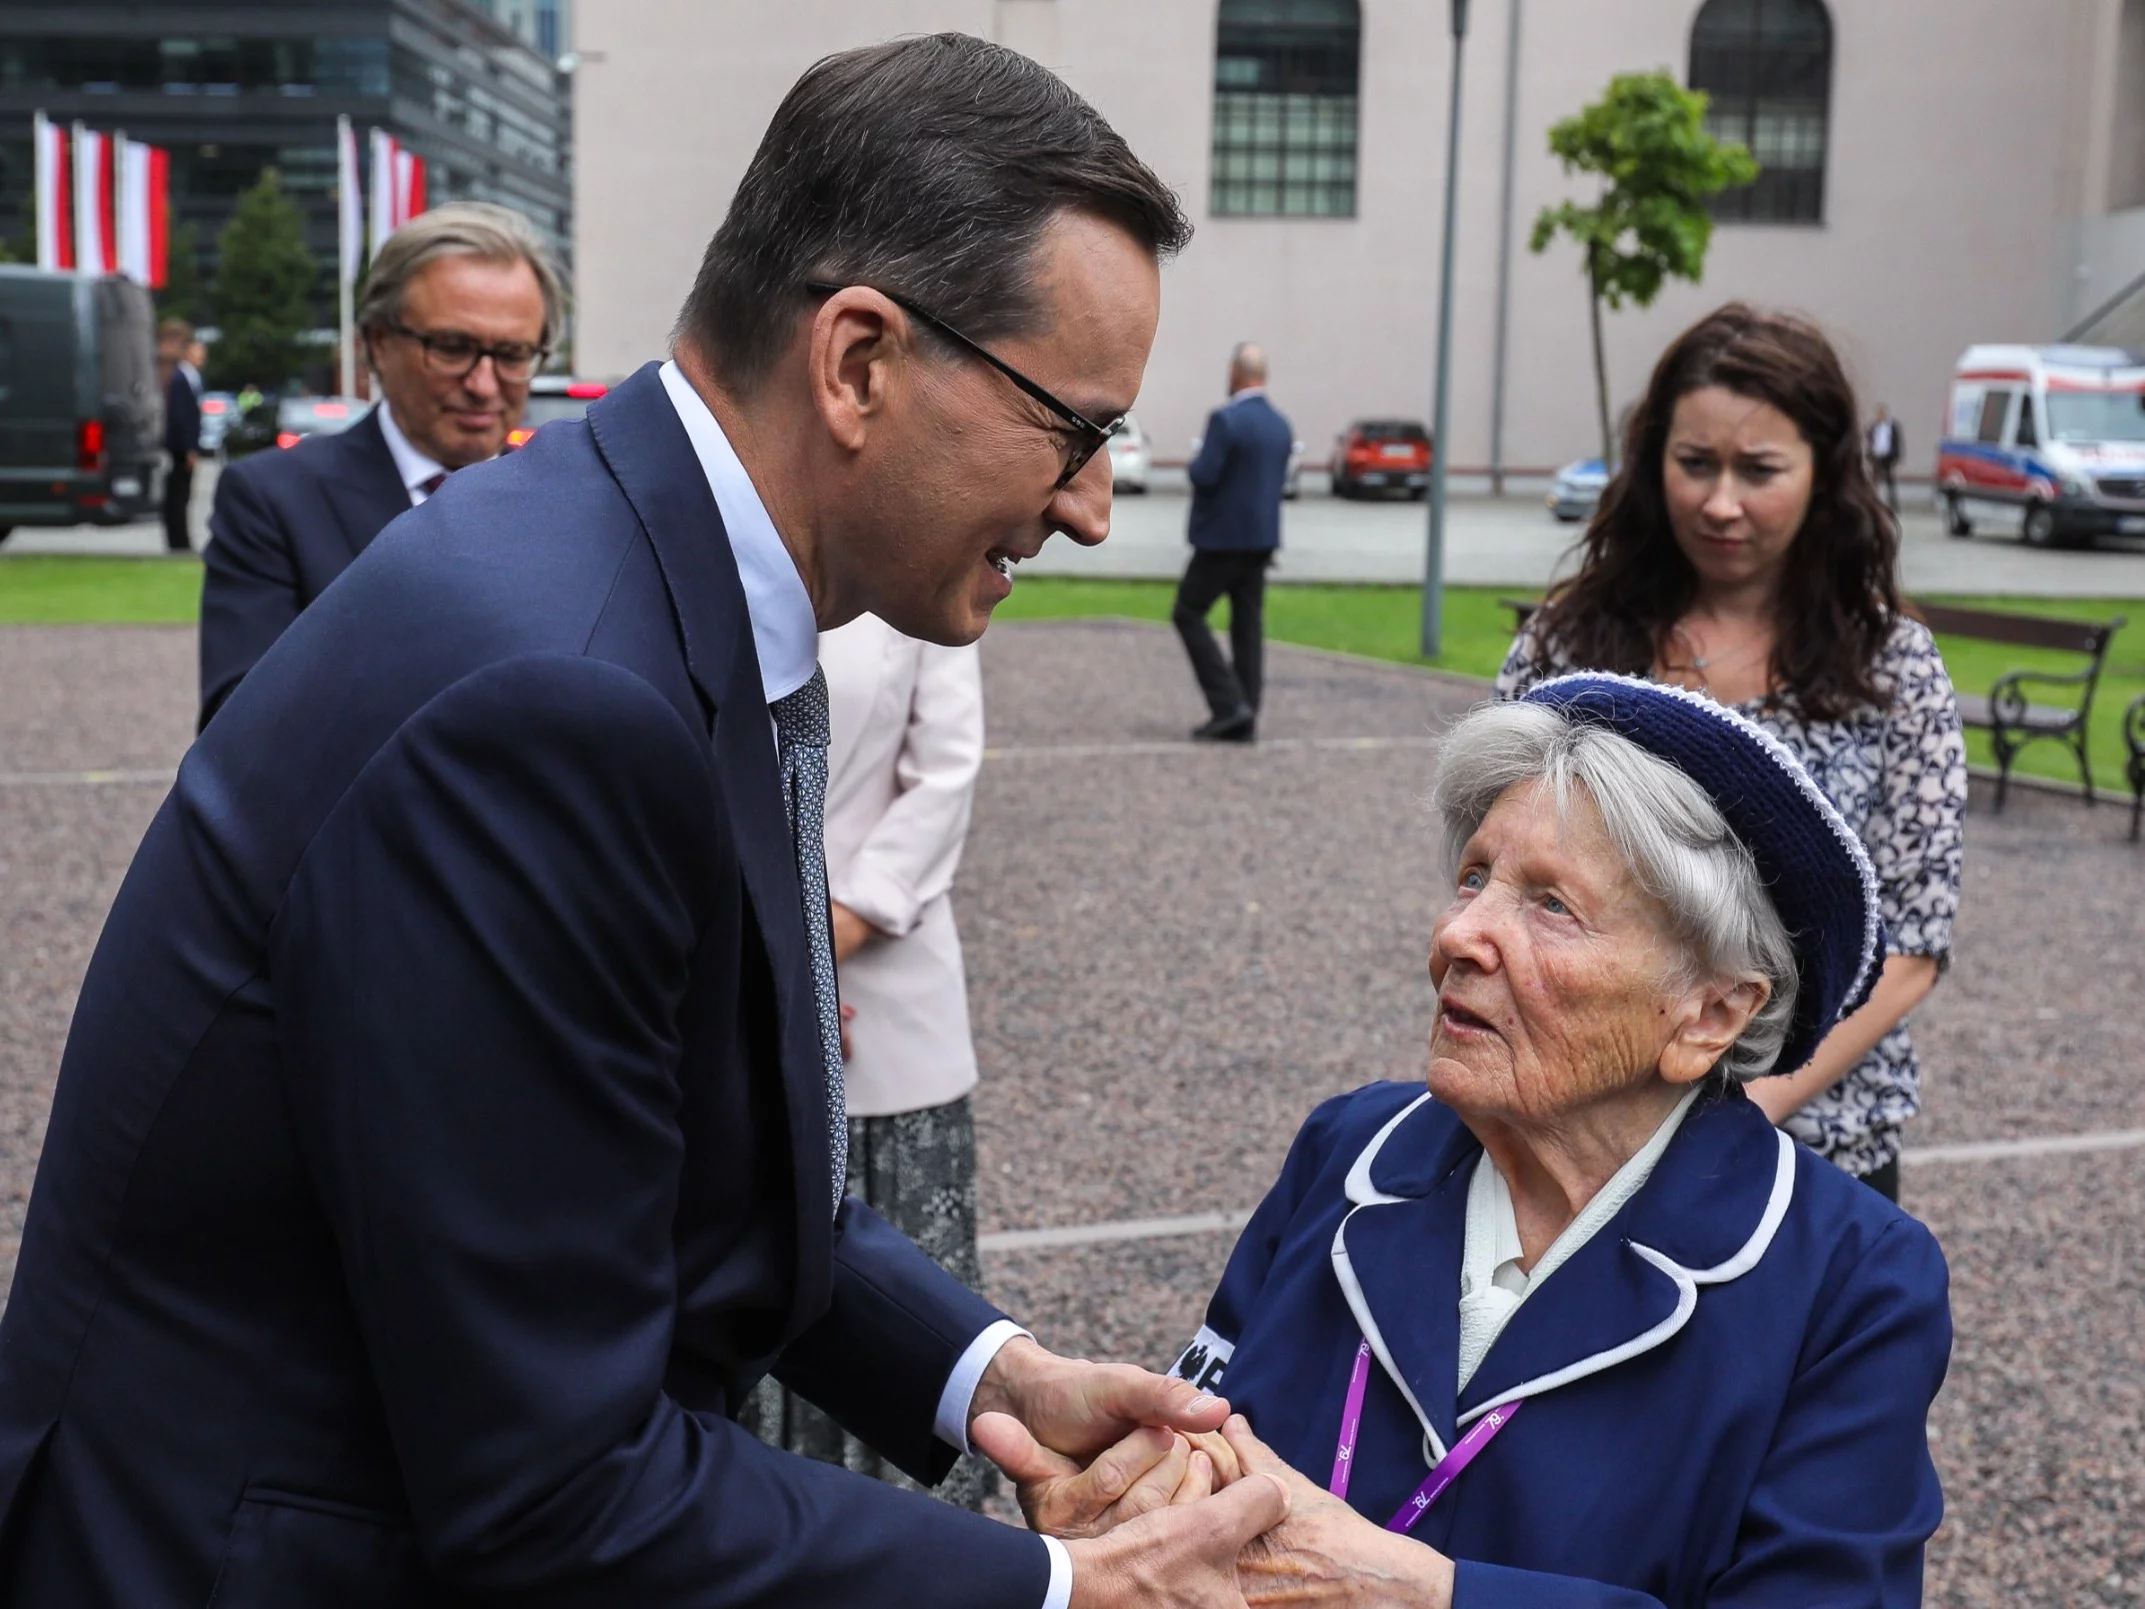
970;1337;1455;1609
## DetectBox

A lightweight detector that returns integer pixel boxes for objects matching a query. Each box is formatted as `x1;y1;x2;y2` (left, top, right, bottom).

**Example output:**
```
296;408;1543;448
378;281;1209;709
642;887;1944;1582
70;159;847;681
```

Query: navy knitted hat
1519;673;1885;1078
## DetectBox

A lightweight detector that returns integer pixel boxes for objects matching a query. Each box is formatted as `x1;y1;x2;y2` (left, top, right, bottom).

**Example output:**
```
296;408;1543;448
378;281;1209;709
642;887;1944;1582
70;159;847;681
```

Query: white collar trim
1329;1094;1797;1457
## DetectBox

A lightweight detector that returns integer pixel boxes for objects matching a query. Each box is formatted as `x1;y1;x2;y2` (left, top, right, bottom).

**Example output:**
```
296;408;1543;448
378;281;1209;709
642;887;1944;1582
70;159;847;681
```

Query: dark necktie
769;667;847;1214
417;471;447;500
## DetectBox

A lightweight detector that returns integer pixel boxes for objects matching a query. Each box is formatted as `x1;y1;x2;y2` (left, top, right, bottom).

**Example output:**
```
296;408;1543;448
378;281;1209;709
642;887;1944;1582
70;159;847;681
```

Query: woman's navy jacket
1172;1082;1951;1608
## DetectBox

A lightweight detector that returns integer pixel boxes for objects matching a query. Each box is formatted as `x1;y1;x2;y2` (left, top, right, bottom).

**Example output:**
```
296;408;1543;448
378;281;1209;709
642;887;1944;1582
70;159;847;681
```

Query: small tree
210;170;317;389
1528;71;1758;465
158;220;210;327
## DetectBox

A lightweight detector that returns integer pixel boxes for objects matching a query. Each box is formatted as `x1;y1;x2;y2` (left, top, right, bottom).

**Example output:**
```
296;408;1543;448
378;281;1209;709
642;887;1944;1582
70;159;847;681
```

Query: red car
1330;419;1432;500
507;377;609;449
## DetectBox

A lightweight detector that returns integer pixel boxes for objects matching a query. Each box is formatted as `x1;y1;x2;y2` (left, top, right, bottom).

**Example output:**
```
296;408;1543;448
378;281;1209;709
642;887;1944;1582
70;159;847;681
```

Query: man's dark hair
678;33;1192;390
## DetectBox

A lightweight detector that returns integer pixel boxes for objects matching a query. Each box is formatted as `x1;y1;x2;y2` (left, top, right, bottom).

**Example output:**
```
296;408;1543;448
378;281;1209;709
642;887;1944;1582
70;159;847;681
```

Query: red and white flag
33;111;72;272
72;124;114;276
368;129;428;255
395;145;427;226
115;138;169;287
337;117;364;286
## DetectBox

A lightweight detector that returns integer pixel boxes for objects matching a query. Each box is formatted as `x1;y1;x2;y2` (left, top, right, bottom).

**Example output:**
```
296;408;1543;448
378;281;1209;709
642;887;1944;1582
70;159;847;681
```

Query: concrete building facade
574;0;2144;481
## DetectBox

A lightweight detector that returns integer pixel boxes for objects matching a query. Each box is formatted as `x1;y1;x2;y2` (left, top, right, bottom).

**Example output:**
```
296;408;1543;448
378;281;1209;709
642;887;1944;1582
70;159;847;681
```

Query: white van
1935;343;2145;549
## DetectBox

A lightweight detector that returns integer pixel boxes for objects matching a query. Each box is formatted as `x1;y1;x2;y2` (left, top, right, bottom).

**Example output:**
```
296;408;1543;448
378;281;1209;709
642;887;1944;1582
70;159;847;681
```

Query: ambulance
1935;344;2145;549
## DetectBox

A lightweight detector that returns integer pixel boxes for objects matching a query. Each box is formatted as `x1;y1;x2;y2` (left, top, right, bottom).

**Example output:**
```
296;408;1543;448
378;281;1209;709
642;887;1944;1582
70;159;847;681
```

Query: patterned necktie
769;667;848;1214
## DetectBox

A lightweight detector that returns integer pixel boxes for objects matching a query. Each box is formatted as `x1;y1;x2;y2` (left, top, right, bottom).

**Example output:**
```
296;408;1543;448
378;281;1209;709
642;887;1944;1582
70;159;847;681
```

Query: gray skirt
741;1094;999;1511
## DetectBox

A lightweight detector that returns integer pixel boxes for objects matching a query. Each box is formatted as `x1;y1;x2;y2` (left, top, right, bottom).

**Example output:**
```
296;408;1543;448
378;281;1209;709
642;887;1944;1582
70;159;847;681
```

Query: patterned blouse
1496;617;1968;1177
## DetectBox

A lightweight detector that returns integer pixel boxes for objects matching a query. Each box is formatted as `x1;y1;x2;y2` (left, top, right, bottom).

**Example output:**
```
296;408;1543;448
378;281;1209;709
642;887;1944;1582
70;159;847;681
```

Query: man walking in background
197;202;561;727
159;318;203;553
1173;343;1292;742
1868;402;1903;511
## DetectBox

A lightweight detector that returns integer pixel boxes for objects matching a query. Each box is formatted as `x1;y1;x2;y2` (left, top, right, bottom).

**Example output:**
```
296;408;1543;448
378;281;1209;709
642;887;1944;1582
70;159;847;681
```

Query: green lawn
0;555;204;624
1001;577;2145;794
5;555;2138;793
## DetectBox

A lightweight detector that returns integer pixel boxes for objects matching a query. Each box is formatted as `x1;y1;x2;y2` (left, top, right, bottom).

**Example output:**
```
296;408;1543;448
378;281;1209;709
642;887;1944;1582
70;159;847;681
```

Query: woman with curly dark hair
1498;303;1967;1200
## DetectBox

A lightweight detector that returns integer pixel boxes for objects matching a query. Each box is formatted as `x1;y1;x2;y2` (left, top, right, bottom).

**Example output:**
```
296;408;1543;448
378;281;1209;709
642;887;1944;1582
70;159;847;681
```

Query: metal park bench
1906;601;2127;811
1498;596;2128;819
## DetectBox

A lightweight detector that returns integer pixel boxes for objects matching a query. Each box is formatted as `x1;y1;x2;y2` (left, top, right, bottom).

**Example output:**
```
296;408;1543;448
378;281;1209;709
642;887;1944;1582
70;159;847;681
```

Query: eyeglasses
383;321;548;383
804;281;1121;491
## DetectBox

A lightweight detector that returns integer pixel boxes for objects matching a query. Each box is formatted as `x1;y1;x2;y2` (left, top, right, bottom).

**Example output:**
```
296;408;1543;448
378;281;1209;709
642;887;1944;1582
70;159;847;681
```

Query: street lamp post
1420;0;1471;658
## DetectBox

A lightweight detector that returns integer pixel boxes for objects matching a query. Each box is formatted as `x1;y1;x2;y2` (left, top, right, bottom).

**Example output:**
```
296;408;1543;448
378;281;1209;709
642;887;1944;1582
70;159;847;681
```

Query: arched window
1210;0;1360;218
1689;0;1832;224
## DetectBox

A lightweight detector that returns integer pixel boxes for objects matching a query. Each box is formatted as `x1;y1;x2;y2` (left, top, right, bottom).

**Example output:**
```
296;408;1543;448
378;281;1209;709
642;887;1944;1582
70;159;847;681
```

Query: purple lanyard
1328;1336;1523;1534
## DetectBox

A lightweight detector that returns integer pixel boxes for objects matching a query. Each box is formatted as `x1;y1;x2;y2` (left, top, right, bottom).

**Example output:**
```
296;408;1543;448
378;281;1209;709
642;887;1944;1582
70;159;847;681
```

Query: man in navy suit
0;35;1287;1609
1173;345;1294;743
197;202;561;729
158;318;203;553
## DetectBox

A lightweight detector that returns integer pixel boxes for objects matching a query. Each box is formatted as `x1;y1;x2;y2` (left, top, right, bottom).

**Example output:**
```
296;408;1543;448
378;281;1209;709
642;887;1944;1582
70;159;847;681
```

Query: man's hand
1064;1470;1291;1609
968;1336;1230;1464
975;1416;1220;1539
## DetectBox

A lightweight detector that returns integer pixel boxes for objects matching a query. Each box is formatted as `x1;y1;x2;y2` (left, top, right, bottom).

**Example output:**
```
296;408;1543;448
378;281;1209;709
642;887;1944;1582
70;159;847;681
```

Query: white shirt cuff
933;1318;1030;1454
1039;1535;1074;1609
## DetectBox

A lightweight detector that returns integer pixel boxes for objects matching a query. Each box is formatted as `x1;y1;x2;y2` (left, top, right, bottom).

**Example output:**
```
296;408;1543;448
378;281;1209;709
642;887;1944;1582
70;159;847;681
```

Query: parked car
1330;419;1431;499
1106;411;1151;492
509;375;610;448
198;390;238;454
0;266;163;545
1284;438;1304;500
225;395;369;458
1547;457;1610;521
1936;343;2145;548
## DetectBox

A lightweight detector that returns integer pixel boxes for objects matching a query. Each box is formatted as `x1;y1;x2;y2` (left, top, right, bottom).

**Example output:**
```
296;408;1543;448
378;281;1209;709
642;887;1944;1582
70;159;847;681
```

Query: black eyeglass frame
804;281;1121;491
380;320;550;383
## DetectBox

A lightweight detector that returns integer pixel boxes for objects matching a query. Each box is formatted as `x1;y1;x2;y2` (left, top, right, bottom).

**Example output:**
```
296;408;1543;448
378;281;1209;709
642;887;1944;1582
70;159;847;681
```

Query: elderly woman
992;675;1951;1606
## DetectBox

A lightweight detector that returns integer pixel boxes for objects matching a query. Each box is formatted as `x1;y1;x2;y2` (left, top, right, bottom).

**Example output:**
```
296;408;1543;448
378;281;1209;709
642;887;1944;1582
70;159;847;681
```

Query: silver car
1547;457;1610;522
1108;413;1151;493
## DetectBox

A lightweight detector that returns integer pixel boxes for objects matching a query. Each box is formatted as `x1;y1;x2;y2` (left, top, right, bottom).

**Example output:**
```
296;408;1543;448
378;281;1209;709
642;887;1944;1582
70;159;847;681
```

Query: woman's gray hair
356;201;569;357
1431;701;1799;1082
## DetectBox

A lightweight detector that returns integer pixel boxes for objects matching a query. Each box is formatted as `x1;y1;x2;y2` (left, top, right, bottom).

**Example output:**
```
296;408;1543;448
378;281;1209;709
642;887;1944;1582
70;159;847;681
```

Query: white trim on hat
1526;671;1885;1033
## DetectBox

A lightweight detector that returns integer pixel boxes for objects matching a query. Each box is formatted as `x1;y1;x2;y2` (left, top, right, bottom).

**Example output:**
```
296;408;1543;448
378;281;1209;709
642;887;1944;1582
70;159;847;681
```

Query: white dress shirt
655;361;1067;1607
376;401;449;508
1456;1085;1704;1393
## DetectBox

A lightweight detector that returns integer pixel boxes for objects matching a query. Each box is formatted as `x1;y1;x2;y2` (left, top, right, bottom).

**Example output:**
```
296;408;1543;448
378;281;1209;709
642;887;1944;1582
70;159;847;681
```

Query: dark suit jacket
164;366;202;459
199;407;411;730
1185;391;1293;552
0;364;1045;1608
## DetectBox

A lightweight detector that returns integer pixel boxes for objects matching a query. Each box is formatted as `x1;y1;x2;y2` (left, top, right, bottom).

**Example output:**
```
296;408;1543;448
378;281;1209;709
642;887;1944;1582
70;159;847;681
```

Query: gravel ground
0;618;2139;1605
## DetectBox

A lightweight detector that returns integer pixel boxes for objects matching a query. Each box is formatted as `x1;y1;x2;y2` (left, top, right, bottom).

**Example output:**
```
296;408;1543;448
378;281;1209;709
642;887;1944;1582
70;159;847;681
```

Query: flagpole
338;115;357;399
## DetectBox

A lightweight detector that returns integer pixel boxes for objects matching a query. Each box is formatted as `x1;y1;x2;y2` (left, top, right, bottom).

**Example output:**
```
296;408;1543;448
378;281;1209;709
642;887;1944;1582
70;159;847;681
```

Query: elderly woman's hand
1220;1416;1456;1609
974;1414;1223;1540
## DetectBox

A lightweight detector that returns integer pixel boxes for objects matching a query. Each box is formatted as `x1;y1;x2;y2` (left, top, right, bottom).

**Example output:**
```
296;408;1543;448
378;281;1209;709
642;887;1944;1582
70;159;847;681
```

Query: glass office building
0;0;572;291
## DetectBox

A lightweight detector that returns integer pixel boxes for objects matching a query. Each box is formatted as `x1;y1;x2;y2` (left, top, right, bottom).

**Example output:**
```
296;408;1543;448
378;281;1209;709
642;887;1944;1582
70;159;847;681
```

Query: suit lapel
1329;1094;1474;1460
324;410;414;563
583;363;834;1321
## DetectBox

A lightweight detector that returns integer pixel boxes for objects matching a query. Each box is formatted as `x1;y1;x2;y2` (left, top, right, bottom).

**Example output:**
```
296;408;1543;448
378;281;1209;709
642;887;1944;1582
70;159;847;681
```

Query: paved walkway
0;620;2138;1605
13;464;2145;598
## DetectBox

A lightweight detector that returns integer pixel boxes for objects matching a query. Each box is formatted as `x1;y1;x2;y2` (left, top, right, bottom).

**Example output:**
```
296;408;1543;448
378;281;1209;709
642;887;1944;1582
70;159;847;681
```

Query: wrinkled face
1428;779;1700;1127
826;211;1160;645
1661;385;1816;597
368;253;546;469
